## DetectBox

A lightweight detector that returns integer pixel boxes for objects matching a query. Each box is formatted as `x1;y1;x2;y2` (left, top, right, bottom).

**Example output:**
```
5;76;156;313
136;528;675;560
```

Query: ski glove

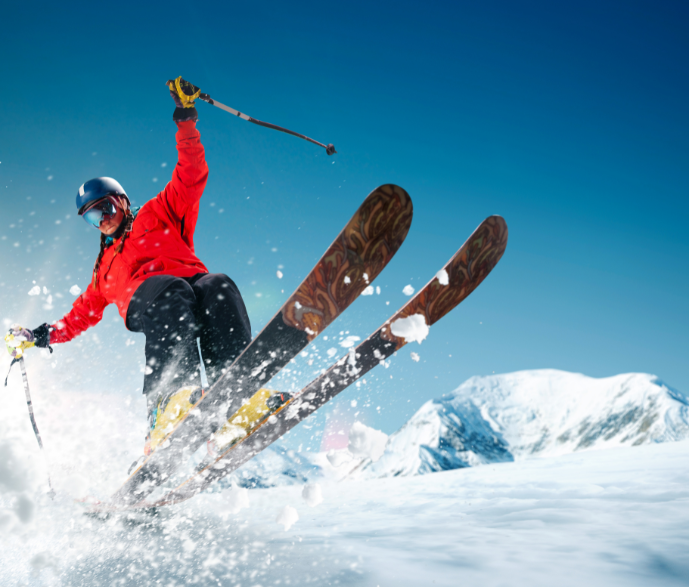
4;324;53;359
167;76;200;122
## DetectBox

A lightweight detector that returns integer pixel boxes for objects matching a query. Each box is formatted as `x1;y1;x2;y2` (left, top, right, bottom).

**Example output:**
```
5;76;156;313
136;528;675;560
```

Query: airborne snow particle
361;286;374;296
390;314;429;344
152;177;158;183
344;276;351;284
339;335;360;349
226;487;250;514
28;286;41;296
276;505;299;530
326;449;352;467
436;269;449;285
348;421;388;462
13;494;34;523
410;352;420;362
47;176;53;181
302;483;323;507
402;284;415;296
69;285;82;296
277;270;283;279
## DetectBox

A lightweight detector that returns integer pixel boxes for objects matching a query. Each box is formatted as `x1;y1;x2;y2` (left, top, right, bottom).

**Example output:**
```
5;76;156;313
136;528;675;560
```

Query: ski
109;184;413;506
143;214;508;508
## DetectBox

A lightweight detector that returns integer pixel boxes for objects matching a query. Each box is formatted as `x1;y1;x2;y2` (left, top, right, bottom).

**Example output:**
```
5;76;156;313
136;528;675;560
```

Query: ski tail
151;215;508;506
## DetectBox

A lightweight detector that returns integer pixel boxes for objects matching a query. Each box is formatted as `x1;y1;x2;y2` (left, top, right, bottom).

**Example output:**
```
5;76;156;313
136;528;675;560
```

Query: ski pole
4;357;56;499
168;79;337;156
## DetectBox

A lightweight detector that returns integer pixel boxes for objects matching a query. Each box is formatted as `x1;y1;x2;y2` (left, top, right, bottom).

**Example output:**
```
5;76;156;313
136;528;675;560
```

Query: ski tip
488;215;509;243
326;143;337;156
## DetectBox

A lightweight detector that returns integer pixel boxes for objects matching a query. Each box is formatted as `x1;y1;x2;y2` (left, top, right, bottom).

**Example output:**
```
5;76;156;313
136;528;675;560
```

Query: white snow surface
1;369;689;585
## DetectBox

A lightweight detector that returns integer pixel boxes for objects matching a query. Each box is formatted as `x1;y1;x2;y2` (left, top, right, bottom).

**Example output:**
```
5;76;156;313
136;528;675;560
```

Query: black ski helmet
76;177;130;215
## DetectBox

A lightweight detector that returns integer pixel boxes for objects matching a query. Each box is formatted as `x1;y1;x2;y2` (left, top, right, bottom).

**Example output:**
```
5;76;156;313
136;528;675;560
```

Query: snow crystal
390;314;429;344
327;348;337;358
361;286;374;296
226;487;250;514
276;270;283;279
69;285;81;296
302;483;323;507
339;335;360;348
436;269;449;285
27;286;40;296
344;275;351;284
410;352;420;362
348;421;388;462
276;505;299;530
402;284;415;296
376;286;381;295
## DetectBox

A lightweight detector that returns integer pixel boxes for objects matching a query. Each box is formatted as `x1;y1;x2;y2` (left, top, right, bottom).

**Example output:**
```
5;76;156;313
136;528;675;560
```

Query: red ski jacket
50;120;209;345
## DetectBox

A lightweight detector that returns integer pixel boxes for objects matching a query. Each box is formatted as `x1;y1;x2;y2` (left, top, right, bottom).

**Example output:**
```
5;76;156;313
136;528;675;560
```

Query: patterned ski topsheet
110;185;413;506
136;215;509;508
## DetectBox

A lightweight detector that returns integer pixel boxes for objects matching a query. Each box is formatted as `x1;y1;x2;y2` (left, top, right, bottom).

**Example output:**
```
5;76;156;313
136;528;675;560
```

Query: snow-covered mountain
217;444;321;489
356;369;689;479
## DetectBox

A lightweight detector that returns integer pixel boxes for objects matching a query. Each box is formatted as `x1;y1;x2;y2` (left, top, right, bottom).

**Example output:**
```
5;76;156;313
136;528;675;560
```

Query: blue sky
1;1;687;449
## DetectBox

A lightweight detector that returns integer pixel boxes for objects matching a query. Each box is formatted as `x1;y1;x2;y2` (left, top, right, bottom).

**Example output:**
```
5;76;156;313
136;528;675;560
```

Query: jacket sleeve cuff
173;107;198;122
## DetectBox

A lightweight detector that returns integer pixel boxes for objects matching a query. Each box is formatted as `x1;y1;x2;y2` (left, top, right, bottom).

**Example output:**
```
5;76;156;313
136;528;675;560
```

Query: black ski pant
126;273;251;420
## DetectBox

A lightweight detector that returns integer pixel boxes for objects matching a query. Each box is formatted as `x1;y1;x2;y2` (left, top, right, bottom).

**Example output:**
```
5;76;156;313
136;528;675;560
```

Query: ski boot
206;388;292;458
144;385;205;456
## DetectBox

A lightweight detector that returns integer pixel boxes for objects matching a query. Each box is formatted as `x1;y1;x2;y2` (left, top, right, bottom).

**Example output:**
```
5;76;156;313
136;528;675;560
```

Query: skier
7;78;253;456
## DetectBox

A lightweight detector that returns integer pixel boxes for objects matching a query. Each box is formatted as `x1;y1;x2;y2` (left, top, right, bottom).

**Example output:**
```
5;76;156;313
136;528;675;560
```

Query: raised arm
155;78;209;248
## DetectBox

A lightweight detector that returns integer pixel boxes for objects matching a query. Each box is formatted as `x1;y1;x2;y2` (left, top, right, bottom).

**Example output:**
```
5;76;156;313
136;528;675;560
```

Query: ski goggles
81;196;119;228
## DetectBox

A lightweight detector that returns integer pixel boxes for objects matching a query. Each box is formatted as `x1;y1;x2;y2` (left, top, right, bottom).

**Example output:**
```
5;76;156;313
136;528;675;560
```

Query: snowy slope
2;369;689;585
358;369;689;478
3;432;689;586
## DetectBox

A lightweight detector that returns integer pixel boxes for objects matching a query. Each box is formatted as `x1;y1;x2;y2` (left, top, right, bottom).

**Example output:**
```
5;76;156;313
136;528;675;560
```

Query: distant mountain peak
354;369;689;479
